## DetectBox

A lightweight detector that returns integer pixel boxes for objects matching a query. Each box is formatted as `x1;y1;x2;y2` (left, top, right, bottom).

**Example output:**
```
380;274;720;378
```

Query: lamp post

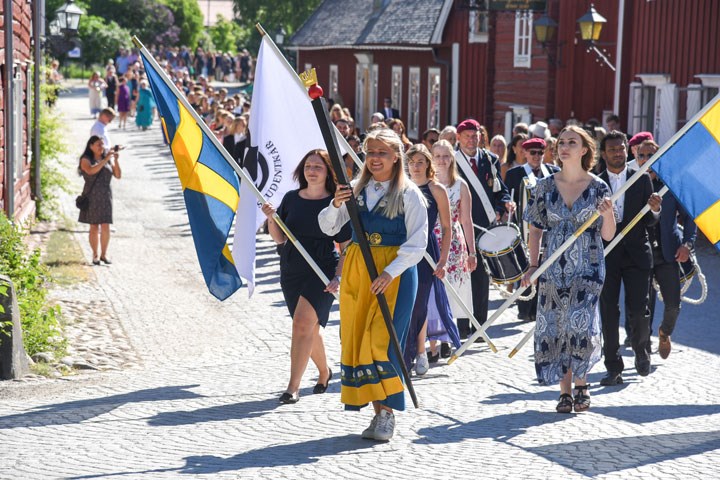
577;4;615;71
531;4;615;71
275;26;295;70
46;0;84;58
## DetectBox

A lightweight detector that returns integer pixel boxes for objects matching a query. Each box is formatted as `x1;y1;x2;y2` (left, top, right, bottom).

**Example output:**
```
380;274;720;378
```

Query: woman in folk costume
319;129;428;441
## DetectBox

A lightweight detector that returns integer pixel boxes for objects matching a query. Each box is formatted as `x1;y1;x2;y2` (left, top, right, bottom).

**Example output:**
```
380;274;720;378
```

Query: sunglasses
528;150;544;156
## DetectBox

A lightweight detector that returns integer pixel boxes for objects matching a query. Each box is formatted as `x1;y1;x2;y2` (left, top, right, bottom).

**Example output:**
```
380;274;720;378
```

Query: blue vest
351;188;406;247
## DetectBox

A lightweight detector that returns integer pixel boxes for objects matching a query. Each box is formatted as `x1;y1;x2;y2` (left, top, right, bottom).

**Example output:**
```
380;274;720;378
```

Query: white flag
233;36;335;295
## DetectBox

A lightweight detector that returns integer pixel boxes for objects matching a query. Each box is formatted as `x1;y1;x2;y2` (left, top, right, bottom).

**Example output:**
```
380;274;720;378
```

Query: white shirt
318;182;428;279
90;120;111;149
607;167;627;223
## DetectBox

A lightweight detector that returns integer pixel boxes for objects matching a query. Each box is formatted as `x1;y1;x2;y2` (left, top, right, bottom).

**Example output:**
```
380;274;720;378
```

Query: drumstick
473;224;496;236
510;188;517;224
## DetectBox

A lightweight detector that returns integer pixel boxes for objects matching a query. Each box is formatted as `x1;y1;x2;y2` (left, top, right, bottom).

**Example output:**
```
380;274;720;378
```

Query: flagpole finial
300;68;323;99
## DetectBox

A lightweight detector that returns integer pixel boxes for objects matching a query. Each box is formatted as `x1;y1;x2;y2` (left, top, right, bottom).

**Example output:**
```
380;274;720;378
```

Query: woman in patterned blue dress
522;126;616;413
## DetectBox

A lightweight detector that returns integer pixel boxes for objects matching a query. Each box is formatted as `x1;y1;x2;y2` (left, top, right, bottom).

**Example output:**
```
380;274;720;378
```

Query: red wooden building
1;0;35;221
291;0;720;144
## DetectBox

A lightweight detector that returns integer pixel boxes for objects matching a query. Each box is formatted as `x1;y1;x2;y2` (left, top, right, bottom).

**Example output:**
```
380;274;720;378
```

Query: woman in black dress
261;149;351;404
78;135;122;265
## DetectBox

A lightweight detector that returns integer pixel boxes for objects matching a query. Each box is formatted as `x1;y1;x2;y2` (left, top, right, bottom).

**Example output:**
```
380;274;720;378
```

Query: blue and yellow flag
653;95;720;252
141;50;242;300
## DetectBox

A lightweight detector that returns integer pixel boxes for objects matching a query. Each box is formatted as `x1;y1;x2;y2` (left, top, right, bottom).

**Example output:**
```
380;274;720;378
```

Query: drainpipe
4;0;15;219
33;0;43;202
613;0;625;116
432;47;452;127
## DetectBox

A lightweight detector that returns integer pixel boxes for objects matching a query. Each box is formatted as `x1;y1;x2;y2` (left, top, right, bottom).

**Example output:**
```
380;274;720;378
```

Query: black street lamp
54;0;84;34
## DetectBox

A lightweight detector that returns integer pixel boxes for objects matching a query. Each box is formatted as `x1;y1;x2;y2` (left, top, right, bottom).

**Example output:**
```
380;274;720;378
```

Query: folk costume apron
339;187;418;411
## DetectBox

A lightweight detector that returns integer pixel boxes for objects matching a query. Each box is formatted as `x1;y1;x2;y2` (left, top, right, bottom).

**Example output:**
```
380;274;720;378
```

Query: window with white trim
513;10;532;69
408;67;421;140
468;1;489;43
427;68;441;130
391;66;402;116
329;64;339;102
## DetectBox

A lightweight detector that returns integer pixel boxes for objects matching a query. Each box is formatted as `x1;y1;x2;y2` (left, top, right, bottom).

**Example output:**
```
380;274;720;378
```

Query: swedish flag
653;95;720;252
141;50;242;300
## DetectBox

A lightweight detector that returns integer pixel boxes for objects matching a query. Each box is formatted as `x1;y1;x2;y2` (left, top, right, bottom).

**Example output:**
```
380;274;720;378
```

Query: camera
113;145;125;152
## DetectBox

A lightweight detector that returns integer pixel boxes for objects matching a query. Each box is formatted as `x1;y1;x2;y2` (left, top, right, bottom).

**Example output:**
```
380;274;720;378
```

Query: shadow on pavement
67;434;372;478
590;403;720;424
147;396;282;427
0;385;201;430
527;430;720;476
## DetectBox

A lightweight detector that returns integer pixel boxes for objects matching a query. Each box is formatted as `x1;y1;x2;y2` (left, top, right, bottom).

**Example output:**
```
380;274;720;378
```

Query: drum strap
456;149;497;224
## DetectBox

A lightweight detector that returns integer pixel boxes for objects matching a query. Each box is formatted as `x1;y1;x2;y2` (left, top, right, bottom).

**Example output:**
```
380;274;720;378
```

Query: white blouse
319;181;428;279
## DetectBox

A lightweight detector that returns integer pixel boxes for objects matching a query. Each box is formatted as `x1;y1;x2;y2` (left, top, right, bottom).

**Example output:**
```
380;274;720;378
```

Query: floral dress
524;175;609;385
434;179;472;317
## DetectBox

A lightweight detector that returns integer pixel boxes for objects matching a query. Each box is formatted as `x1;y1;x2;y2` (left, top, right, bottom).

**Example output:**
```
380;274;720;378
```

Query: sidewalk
0;87;718;479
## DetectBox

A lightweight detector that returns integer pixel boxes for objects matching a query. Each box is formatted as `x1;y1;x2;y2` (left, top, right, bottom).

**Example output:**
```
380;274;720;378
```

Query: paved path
1;88;719;479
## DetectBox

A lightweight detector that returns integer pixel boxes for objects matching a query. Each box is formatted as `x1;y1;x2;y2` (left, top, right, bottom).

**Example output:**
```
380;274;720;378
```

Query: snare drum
476;223;529;285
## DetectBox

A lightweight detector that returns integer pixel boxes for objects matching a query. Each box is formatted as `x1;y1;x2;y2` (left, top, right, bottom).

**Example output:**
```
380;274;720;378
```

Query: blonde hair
431;139;459;185
357;129;408;219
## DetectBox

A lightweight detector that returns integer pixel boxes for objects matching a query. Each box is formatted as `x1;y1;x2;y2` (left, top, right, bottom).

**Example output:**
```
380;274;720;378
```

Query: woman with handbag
78;136;122;265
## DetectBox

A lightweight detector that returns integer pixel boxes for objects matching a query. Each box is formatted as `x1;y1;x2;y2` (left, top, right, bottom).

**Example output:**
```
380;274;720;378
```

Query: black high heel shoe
100;256;112;265
313;368;332;394
278;391;299;404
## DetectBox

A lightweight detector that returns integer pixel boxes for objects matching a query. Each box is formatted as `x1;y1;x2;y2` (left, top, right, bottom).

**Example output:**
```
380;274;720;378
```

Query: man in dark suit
599;131;662;385
454;119;514;339
636;140;697;360
382;97;400;121
505;137;560;321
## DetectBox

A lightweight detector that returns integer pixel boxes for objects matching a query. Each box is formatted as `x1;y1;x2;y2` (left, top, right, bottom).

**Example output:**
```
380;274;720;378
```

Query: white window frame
427;67;441;131
408;67;421;140
468;2;489;44
391;66;402;117
329;64;339;102
514;10;532;69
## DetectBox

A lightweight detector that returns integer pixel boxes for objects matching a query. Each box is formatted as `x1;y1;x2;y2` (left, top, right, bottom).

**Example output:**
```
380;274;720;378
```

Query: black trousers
648;249;681;336
457;265;489;337
601;257;652;374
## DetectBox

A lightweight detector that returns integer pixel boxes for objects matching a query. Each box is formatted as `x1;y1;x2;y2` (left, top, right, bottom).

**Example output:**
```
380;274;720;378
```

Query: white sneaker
373;410;395;441
415;352;429;376
361;414;379;439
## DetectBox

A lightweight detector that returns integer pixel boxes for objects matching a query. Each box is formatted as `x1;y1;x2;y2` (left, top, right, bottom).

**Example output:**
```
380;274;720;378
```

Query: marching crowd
70;49;698;442
265;101;697;442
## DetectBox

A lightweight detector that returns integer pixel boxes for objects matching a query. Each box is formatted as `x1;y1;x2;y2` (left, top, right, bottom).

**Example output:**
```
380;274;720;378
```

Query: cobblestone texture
0;87;719;479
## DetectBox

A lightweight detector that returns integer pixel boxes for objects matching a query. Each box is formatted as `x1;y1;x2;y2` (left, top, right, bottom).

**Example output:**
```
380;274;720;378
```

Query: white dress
434;180;473;317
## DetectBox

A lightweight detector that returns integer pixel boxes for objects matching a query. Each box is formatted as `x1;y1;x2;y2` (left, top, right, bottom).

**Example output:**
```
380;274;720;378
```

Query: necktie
532;168;541;177
470;157;479;175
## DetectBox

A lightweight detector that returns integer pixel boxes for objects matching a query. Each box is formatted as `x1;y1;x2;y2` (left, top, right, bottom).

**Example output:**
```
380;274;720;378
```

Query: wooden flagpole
307;87;419;409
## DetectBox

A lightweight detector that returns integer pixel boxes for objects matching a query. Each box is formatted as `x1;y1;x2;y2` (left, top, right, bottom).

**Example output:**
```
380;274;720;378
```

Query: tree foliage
85;0;179;46
233;0;322;51
210;16;249;54
161;0;204;47
76;14;132;67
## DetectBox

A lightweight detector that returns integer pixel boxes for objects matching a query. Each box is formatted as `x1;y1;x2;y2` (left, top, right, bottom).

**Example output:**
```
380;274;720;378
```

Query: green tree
77;15;132;67
86;0;179;46
210;16;248;54
232;0;321;51
161;0;204;47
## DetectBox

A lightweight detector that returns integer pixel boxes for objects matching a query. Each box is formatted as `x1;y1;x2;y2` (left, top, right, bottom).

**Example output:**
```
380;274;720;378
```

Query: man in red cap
627;131;654;169
454;118;514;339
504;137;560;321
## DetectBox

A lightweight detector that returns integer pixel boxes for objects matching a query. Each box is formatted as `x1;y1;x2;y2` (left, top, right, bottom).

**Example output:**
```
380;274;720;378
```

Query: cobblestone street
1;88;719;479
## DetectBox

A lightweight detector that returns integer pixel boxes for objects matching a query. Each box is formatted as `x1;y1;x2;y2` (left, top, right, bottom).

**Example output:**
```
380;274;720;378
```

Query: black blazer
600;167;658;269
504;163;561;207
456;148;511;229
222;135;247;165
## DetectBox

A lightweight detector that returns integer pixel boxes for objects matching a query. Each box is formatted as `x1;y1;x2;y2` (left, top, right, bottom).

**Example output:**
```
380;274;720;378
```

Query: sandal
556;393;573;413
573;385;591;412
